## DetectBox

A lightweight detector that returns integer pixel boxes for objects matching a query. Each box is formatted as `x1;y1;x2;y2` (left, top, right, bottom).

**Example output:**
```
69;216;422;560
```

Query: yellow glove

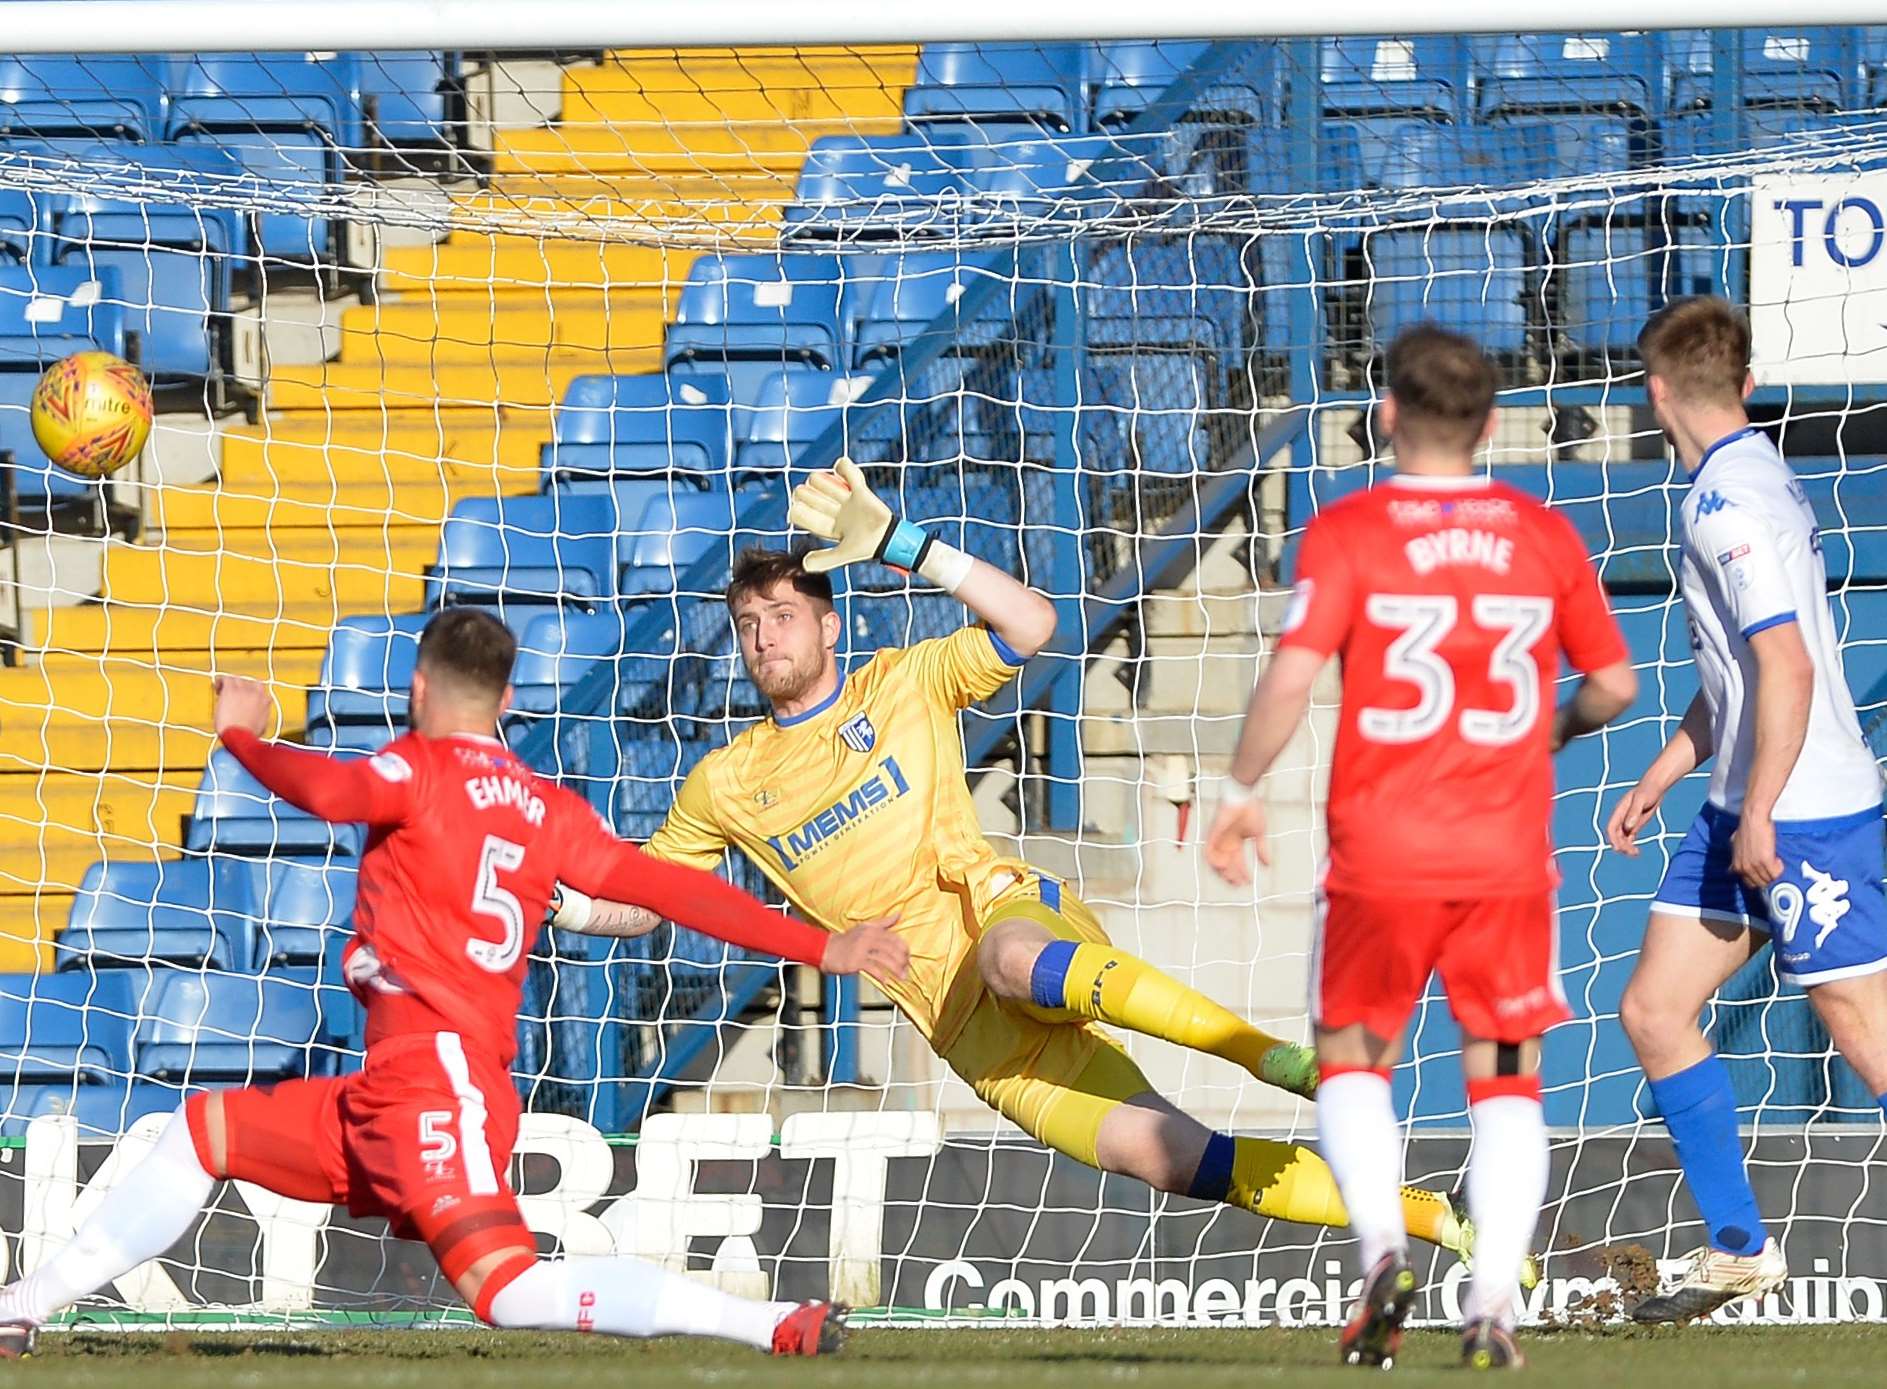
789;457;913;575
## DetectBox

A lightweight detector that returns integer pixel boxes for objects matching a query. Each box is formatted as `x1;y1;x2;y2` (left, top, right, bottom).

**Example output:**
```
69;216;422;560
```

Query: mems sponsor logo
767;756;911;871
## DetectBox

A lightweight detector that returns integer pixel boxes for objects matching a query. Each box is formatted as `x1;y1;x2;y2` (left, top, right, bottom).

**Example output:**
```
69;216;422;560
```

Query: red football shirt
1275;475;1628;898
221;728;831;1064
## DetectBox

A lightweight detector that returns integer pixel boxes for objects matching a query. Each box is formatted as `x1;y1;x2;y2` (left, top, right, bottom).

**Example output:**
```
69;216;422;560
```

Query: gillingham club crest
839;712;876;754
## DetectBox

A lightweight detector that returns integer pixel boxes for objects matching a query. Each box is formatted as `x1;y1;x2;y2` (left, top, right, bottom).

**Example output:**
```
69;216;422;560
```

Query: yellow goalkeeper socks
1031;940;1316;1097
1189;1132;1461;1249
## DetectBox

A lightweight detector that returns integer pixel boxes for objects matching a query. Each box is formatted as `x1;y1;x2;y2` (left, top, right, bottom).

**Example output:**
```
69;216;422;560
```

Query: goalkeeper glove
788;458;972;591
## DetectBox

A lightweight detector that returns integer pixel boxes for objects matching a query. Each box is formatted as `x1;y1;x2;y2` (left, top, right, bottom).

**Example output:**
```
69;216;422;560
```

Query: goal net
0;30;1883;1330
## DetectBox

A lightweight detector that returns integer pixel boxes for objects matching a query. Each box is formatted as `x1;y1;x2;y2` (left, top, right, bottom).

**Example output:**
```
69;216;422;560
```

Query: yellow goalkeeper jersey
644;624;1031;1049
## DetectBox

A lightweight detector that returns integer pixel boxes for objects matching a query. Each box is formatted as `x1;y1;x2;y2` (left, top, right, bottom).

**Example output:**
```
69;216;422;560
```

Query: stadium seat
427;492;621;609
619;491;739;596
355;51;461;148
0;1078;181;1139
134;970;320;1083
1082;236;1248;360
842;591;969;658
1667;28;1858;124
0;189;36;264
164;52;365;264
512;604;666;717
226;856;360;967
0;55;165;140
57;857;253;972
733;366;871;478
664;254;851;406
852;250;1013;365
784;132;974;241
1475;32;1661;118
903;42;1091;133
1091;41;1212;126
541;372;734;485
185;748;366;857
0;262;132;522
32;141;246;385
0;970;138;1082
1080;352;1213;476
305;611;429;744
958;133;1126;227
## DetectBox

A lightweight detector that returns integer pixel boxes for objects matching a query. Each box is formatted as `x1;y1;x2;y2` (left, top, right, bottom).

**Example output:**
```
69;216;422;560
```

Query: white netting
0;35;1881;1328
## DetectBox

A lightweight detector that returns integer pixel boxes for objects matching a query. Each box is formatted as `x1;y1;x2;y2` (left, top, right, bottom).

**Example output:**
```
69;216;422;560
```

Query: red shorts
196;1031;534;1284
1312;890;1570;1044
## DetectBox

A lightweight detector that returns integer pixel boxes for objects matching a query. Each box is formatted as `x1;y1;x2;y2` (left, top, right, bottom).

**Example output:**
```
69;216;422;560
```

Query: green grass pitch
11;1326;1881;1388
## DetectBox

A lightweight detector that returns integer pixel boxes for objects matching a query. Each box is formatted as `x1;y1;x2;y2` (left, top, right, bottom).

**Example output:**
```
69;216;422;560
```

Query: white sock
1317;1070;1407;1269
1465;1094;1549;1330
488;1256;796;1350
0;1108;215;1326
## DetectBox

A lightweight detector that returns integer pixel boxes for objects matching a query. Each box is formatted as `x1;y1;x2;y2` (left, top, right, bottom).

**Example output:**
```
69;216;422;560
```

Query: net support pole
5;0;1887;52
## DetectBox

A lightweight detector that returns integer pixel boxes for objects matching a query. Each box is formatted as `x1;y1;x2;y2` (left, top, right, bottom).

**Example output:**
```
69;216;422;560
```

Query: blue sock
1188;1132;1236;1201
1648;1055;1768;1256
1029;939;1078;1010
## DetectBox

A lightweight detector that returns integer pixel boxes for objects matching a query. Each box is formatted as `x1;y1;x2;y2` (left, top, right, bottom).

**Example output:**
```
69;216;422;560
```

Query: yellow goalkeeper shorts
937;873;1154;1169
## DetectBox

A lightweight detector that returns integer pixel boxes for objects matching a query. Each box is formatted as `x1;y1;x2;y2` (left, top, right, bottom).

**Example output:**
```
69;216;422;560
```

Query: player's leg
975;881;1317;1099
945;1001;1462;1254
1620;809;1778;1285
1780;810;1887;1103
0;1080;341;1338
374;1034;837;1355
1435;891;1568;1367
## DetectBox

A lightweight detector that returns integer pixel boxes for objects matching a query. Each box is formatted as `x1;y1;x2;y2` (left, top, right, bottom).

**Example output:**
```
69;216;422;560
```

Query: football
29;349;153;479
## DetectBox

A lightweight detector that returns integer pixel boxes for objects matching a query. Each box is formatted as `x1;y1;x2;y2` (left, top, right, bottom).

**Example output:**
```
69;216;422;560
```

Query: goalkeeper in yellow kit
554;461;1494;1266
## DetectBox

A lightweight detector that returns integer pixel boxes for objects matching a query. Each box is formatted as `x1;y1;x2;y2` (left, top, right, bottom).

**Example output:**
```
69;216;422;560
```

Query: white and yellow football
29;350;153;479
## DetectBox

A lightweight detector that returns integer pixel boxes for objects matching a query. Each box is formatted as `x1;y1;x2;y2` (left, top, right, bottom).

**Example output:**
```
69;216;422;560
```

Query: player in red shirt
1205;327;1637;1369
0;607;907;1357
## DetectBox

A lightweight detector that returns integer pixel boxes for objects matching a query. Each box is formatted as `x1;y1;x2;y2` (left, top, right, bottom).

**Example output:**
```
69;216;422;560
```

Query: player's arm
1205;519;1354;887
212;676;415;826
1549;528;1638;751
551;791;909;983
1607;690;1714;857
1732;622;1815;888
789;458;1056;659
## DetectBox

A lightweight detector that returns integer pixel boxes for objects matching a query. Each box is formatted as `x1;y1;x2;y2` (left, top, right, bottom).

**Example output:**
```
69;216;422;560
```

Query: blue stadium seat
428;493;621;609
33;142;246;384
0;1078;181;1139
619;491;739;596
1788;456;1887;585
0;189;37;263
305;611;429;742
784;132;973;240
1321;36;1468;118
664;254;851;405
0;56;165;140
1082;237;1248;359
958;133;1126;227
355;51;460;147
1668;28;1858;121
903;42;1090;133
852;250;1013;365
732;367;856;477
1356;128;1533;357
0;263;131;520
1091;41;1211;125
0;970;138;1082
226;856;360;967
164;53;365;264
512;604;666;717
134;970;320;1083
541;372;734;485
1080;353;1212;475
1475;33;1661;117
842;591;970;658
57;857;253;972
185;748;366;856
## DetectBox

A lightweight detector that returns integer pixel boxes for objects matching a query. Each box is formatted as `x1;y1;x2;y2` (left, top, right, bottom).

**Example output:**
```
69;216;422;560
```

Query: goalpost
0;14;1882;1331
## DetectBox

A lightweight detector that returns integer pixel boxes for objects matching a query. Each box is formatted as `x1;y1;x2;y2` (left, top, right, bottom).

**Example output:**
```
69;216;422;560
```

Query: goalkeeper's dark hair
725;546;835;611
1638;295;1751;407
417;606;517;702
1384;324;1497;453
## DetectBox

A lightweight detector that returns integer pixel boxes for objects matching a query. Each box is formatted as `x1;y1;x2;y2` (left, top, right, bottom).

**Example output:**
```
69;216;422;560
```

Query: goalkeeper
555;461;1496;1265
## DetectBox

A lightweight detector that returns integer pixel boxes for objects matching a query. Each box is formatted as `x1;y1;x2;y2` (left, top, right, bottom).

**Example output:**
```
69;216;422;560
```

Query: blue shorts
1653;802;1887;986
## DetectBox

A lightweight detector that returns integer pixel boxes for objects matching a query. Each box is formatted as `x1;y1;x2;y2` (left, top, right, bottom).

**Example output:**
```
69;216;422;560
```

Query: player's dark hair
1637;295;1751;406
1384;324;1497;454
416;606;516;703
724;546;834;611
